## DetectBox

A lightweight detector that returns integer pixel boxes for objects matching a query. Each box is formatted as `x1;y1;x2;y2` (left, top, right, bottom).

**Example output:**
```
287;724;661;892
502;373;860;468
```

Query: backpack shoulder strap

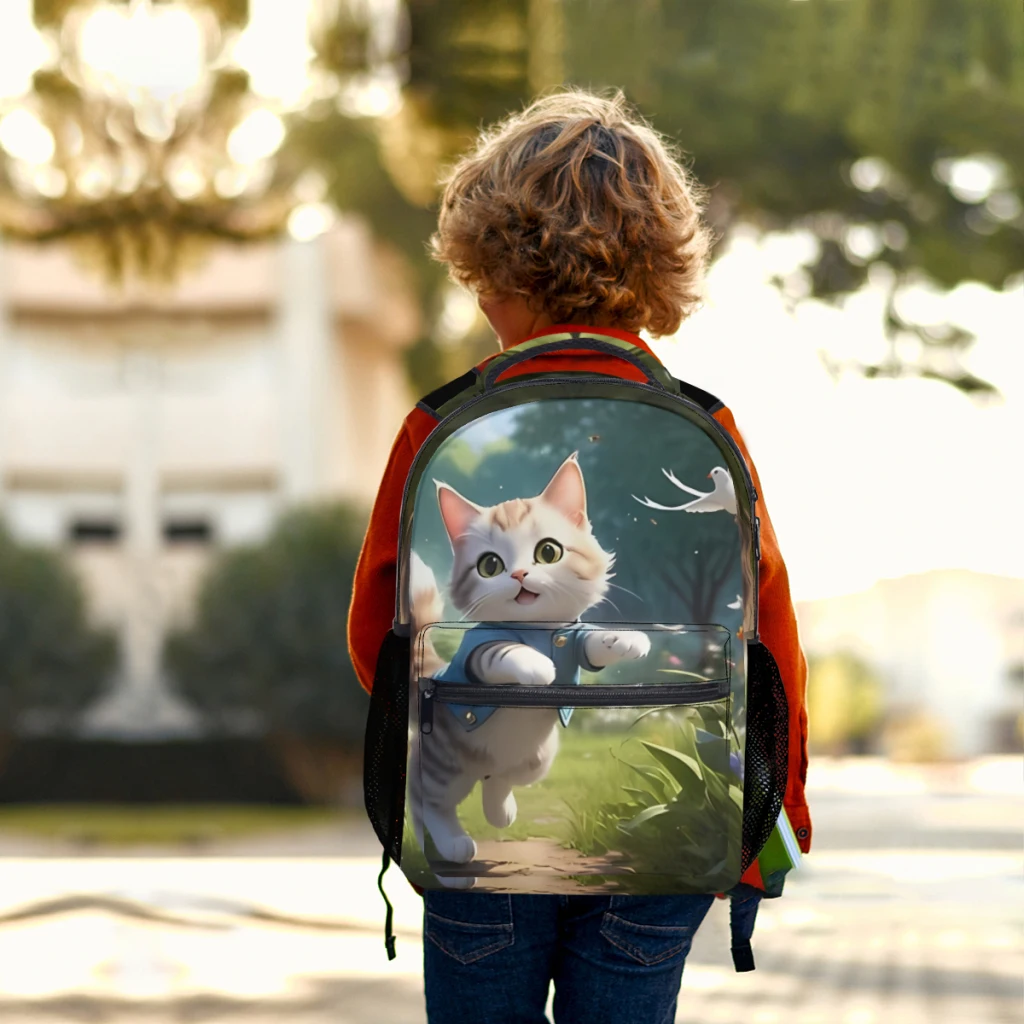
675;378;724;415
416;368;481;420
415;335;725;420
481;331;676;391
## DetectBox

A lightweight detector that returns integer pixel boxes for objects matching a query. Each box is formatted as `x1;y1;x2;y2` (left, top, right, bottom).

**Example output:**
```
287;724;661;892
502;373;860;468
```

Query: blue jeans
423;891;715;1024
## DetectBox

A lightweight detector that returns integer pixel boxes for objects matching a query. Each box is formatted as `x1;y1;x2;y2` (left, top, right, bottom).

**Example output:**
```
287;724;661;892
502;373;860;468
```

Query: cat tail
409;552;446;678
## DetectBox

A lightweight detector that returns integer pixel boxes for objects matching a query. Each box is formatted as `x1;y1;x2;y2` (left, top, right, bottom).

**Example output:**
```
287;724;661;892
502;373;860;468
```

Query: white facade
0;221;419;738
795;569;1024;757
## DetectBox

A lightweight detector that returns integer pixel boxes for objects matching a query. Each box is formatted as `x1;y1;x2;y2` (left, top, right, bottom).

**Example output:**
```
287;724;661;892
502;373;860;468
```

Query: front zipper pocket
402;622;743;896
420;680;730;733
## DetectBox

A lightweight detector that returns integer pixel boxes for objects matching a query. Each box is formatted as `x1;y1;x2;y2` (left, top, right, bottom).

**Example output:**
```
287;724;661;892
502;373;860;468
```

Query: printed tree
419;398;744;633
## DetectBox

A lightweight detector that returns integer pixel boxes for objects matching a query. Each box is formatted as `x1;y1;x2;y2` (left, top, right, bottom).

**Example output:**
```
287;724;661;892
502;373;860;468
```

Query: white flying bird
727;594;742;610
633;466;737;515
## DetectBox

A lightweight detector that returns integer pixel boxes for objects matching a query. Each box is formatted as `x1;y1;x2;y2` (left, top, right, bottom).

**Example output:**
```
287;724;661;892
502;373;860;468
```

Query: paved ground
0;757;1020;1023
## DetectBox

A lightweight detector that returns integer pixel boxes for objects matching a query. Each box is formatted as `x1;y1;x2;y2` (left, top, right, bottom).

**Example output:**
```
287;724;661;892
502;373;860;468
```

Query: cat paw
585;630;652;667
436;834;478;864
484;790;517;829
514;650;557;686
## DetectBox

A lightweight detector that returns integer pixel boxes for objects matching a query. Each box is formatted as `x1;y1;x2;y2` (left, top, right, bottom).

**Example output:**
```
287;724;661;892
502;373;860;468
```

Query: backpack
363;331;791;968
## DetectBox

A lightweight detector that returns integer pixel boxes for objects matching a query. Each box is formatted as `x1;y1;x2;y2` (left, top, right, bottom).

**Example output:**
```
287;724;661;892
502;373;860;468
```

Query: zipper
395;374;760;631
419;679;729;733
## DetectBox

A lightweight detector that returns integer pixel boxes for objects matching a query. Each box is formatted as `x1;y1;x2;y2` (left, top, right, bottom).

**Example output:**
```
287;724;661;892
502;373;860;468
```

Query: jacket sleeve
714;406;812;854
347;423;418;693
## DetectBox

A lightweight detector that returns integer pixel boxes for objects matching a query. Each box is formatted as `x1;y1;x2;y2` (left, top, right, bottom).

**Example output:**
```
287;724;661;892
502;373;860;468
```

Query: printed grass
405;703;743;890
562;708;744;890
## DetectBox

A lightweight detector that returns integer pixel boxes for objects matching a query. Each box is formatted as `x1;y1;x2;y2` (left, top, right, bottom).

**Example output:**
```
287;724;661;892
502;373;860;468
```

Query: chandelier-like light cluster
0;0;405;279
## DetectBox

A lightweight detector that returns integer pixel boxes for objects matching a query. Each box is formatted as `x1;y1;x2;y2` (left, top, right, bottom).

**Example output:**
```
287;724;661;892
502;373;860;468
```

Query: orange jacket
347;325;812;859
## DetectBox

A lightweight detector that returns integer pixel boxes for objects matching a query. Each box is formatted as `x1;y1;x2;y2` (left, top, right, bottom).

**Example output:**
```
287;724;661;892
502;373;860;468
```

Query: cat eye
477;553;505;578
534;539;564;564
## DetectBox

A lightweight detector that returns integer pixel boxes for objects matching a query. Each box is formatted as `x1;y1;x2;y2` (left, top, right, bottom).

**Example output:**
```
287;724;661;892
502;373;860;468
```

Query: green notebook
756;806;803;881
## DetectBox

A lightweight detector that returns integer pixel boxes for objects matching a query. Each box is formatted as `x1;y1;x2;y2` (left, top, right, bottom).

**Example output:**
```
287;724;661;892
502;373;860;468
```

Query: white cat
408;452;650;876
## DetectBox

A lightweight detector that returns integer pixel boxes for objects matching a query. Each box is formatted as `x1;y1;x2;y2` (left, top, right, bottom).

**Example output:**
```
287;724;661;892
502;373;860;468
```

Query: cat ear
540;452;587;528
436;481;482;542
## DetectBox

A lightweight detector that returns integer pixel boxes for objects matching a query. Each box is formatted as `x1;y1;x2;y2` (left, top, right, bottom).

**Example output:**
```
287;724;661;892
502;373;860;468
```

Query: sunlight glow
986;191;1022;223
233;0;316;109
32;164;67;198
287;202;335;241
436;284;481;349
655;225;1024;601
213;166;252;199
881;221;908;251
843;224;884;263
227;110;286;165
0;0;51;100
0;858;426;999
115;152;146;194
0;109;55;164
78;3;206;102
337;69;404;118
167;157;207;200
75;159;116;200
849;156;891;192
933;154;1008;204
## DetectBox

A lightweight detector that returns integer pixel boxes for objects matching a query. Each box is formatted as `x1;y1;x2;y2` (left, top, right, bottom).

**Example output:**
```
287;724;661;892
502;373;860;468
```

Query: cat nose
511;569;528;583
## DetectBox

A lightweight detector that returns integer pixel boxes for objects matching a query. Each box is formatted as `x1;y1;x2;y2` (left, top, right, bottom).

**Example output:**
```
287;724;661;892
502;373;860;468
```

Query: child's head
431;88;712;344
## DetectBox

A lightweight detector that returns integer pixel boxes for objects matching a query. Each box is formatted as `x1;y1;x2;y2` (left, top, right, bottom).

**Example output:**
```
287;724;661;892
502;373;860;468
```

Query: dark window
69;518;122;544
163;518;213;544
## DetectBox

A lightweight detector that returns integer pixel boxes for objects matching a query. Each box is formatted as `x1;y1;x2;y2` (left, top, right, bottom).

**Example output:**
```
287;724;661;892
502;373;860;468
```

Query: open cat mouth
514;587;540;605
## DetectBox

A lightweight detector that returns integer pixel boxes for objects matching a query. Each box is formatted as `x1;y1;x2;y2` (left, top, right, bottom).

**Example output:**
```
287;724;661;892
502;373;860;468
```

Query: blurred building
0;220;419;737
796;569;1024;757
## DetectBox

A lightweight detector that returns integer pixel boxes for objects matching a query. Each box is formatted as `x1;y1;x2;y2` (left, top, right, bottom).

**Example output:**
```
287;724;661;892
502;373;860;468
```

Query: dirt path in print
434;840;632;893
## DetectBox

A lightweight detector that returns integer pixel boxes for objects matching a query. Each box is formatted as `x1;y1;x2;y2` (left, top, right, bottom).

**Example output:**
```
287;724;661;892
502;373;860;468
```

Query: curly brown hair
431;89;713;337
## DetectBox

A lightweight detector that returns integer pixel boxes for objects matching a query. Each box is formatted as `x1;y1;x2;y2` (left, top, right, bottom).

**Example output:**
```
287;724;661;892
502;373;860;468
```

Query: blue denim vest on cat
434;621;601;730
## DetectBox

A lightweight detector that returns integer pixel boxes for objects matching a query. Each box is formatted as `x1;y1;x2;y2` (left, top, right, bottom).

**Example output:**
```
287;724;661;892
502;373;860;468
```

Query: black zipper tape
419;679;728;732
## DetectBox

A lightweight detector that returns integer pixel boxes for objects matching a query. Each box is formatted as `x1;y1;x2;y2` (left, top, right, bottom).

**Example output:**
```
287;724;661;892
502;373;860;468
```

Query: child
348;88;810;1024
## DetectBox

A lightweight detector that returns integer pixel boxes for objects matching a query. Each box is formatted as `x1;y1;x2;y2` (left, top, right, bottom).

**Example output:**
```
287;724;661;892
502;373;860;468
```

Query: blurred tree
4;1;1018;393
882;707;950;762
164;503;369;802
296;0;545;393
0;527;116;736
302;0;1022;397
563;0;1022;398
806;649;885;755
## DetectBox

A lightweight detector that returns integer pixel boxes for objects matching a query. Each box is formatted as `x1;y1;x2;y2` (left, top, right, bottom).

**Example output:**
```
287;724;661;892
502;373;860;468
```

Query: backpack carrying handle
482;334;677;392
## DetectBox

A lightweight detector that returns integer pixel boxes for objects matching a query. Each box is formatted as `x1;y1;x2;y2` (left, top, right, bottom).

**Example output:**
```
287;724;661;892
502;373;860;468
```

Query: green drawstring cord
378;850;396;960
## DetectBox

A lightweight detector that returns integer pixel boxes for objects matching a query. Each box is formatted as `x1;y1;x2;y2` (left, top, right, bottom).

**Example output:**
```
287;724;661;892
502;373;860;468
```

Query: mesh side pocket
363;630;410;863
740;640;789;872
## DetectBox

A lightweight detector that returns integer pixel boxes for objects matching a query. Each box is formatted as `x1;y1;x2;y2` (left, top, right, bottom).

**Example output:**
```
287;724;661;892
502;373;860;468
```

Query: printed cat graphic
408;452;651;876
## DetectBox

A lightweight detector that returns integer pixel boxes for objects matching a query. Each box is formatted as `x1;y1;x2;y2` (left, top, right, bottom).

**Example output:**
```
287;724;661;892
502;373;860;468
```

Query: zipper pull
754;516;761;563
420;686;434;734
